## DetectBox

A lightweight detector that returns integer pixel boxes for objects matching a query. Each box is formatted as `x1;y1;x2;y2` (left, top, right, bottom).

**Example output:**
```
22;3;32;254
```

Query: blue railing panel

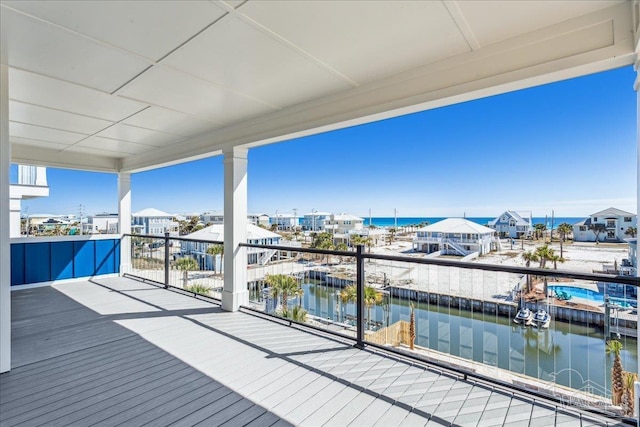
73;240;95;277
25;242;51;283
51;241;74;281
10;243;25;286
10;237;120;286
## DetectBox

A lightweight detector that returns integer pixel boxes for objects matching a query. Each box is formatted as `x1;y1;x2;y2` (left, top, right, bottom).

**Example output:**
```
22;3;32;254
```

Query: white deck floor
0;277;630;426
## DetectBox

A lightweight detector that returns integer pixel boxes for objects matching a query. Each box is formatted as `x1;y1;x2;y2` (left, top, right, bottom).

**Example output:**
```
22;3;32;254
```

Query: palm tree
206;244;224;273
549;253;565;270
521;251;539;268
533;223;547;240
625;226;637;238
606;339;624;405
340;285;382;329
175;256;198;288
266;274;300;314
409;303;416;350
534;244;555;268
589;223;606;244
556;223;573;258
335;242;348;264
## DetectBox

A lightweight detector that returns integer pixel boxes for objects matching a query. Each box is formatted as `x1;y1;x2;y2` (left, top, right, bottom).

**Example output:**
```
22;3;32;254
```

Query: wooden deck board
1;277;630;427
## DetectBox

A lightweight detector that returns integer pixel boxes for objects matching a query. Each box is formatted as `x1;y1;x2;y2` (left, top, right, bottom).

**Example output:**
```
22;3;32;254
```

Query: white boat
532;309;551;328
514;308;533;325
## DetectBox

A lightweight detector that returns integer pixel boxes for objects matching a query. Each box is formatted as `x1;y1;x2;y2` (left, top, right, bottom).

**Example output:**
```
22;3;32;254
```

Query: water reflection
296;282;637;397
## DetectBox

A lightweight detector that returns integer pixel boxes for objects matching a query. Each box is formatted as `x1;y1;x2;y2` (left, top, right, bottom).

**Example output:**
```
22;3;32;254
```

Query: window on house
607;230;615;239
607;220;615;228
624;216;632;222
593;217;598;222
579;226;586;231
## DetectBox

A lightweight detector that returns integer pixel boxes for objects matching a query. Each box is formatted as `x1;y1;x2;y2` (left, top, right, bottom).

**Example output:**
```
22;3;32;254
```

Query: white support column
635;51;640;411
1;62;11;373
118;172;132;274
222;147;249;312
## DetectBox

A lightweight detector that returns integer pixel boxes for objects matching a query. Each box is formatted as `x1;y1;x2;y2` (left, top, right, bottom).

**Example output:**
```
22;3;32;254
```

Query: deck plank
1;278;630;427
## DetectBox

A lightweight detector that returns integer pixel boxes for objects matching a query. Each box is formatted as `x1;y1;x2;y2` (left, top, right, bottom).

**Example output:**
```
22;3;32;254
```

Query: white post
635;52;640;423
1;61;11;373
118;173;132;274
222;147;249;311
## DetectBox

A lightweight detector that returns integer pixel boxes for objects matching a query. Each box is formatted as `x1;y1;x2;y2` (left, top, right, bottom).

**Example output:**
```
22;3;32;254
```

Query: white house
487;211;532;238
348;227;387;247
181;223;285;271
132;208;178;236
572;207;637;243
248;213;270;228
201;211;224;224
300;211;331;232
91;213;119;234
270;213;298;231
413;218;496;256
325;213;364;234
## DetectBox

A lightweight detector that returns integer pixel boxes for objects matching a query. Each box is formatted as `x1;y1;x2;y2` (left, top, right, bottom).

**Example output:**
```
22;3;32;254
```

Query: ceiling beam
11;144;120;172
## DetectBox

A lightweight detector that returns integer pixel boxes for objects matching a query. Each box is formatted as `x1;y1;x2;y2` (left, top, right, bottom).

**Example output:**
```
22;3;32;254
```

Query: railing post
355;244;365;349
164;232;170;288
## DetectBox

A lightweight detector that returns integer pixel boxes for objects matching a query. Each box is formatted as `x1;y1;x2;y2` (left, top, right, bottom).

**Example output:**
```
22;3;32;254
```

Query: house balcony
3;235;638;426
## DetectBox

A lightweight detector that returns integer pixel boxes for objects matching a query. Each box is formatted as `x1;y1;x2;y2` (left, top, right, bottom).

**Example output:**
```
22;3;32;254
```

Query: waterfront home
487;210;532;238
325;213;364;234
270;213;298;231
572;207;637;243
132;208;178;236
413;218;496;256
9;165;49;237
181;223;288;271
348;227;387;247
300;211;331;232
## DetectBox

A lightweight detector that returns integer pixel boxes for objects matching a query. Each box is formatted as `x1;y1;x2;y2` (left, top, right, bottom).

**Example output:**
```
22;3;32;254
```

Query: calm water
365;216;583;229
298;283;637;397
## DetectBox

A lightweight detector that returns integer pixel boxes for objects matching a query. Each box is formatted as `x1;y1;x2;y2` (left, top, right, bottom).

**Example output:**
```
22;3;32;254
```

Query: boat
532;309;551;328
514;307;533;325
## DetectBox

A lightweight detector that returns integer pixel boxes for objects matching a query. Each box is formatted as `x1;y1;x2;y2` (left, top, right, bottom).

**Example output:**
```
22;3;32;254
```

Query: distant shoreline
364;216;584;229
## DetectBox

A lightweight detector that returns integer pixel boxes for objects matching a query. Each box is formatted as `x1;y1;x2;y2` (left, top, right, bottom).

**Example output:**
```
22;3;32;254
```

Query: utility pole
369;208;372;228
394;208;397;229
79;204;84;235
293;208;297;233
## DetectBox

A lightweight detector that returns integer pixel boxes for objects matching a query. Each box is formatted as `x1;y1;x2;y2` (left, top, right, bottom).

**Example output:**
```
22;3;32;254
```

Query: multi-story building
201;211;224;224
248;213;270;228
487;210;532;238
270;213;298;231
572;207;637;243
325;213;364;234
413;218;496;256
300;211;331;232
132;208;178;236
181;223;286;271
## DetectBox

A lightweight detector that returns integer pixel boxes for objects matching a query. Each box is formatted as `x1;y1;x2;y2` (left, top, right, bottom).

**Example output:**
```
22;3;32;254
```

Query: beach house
301;211;331;232
572;207;637;243
413;218;496;256
270;213;297;231
181;223;285;271
324;213;364;234
488;210;532;239
132;208;178;236
247;213;270;228
90;213;119;234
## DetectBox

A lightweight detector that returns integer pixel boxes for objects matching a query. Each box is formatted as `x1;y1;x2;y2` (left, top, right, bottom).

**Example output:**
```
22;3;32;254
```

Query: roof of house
417;218;495;234
573;218;593;226
303;211;332;217
331;214;364;221
487;211;531;226
132;208;173;217
186;223;281;242
591;207;636;217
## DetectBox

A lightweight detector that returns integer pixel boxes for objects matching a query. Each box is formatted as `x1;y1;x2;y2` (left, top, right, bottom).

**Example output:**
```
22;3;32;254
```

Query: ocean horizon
364;216;584;229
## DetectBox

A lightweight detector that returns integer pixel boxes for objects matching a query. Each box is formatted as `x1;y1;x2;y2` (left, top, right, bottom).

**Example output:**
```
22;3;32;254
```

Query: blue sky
16;65;637;218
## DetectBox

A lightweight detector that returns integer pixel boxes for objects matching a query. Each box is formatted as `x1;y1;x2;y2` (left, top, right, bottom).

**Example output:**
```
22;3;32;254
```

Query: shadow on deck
1;277;630;426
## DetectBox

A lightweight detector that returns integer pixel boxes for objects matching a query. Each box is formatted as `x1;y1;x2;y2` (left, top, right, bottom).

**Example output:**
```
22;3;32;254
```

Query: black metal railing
123;234;640;419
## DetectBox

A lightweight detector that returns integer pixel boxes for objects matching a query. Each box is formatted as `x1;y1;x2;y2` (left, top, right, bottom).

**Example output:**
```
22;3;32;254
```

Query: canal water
297;282;638;397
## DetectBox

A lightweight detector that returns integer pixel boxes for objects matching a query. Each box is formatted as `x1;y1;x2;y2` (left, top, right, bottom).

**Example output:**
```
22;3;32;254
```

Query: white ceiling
1;0;636;173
